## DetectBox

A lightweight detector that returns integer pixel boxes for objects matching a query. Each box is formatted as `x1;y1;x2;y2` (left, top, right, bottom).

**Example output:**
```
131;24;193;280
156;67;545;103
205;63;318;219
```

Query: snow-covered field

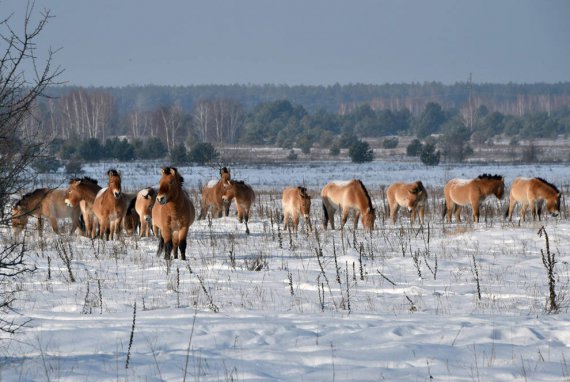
2;161;570;381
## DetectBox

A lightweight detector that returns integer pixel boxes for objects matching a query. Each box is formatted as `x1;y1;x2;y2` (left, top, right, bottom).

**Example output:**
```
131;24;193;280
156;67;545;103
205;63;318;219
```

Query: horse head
297;187;311;219
107;169;122;199
157;167;183;205
362;207;376;231
546;192;562;217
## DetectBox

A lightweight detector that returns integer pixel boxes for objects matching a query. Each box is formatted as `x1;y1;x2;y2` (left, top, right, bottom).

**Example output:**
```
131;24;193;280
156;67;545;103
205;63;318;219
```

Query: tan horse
92;169;128;240
386;181;428;225
12;188;82;236
198;167;232;220
506;177;561;221
152;167;195;260
134;187;156;236
443;174;505;223
282;186;312;232
65;177;102;238
222;179;255;235
321;179;376;231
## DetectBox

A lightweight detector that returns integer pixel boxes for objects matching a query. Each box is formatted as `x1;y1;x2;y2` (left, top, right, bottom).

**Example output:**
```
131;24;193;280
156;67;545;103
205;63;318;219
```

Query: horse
65;176;102;238
506;177;561;221
222;179;255;235
386;181;428;225
198;167;232;220
321;179;376;231
123;194;140;236
152;167;195;260
12;188;82;236
282;186;312;232
92;169;128;240
134;187;156;236
443;174;505;223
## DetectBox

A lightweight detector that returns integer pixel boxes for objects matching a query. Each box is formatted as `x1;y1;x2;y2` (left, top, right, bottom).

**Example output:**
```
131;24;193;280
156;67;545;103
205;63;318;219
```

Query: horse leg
471;201;480;223
340;208;350;230
446;202;453;223
49;217;59;234
529;200;537;221
353;210;360;230
520;202;528;221
454;205;462;223
390;204;399;225
156;235;165;257
292;212;300;233
178;227;189;260
283;211;290;231
198;205;207;220
242;207;251;235
507;198;516;221
162;230;173;260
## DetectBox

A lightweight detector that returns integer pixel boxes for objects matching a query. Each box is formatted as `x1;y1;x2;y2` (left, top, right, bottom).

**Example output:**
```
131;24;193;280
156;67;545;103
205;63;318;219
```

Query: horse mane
69;176;98;185
477;174;503;180
536;177;560;193
162;167;184;184
232;180;245;185
16;188;48;207
355;180;373;210
108;169;120;177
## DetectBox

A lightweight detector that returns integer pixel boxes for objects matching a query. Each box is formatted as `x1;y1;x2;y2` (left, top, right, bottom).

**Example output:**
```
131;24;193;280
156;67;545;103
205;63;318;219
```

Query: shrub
188;142;219;165
382;137;399;149
348;140;374;163
170;144;189;166
406;139;423;157
420;143;441;166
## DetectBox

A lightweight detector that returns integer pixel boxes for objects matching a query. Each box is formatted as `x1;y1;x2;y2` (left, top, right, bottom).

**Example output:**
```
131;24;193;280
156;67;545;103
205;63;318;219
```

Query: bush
406;139;423;157
65;159;84;175
287;149;298;161
420;143;441;166
170;144;189;166
348;140;374;163
32;157;61;173
188;142;219;165
329;143;340;156
382;137;399;149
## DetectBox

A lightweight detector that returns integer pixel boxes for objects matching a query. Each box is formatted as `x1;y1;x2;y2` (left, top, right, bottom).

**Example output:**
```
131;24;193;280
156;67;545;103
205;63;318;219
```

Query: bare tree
0;1;61;334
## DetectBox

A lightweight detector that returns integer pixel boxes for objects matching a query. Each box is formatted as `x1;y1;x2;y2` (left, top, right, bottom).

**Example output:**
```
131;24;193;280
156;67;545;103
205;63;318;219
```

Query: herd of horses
10;167;562;260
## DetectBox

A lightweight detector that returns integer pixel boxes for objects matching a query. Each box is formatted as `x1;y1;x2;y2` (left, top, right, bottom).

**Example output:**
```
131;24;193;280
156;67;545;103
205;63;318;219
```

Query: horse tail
322;200;329;223
504;201;510;219
441;200;447;219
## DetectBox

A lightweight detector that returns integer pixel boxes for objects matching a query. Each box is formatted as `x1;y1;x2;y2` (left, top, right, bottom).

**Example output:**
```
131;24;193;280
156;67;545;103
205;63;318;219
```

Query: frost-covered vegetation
1;162;570;380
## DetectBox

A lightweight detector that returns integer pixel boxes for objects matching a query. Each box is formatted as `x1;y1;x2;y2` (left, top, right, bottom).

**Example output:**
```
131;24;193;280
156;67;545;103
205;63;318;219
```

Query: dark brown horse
386;181;428;225
198;167;232;219
321;180;375;231
65;177;102;238
222;179;255;235
443;174;505;223
92;169;128;240
12;188;82;236
506;177;561;221
152;167;195;260
281;186;312;232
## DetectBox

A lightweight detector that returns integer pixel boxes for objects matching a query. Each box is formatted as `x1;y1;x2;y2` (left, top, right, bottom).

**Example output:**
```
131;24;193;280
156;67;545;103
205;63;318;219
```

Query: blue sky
4;0;570;86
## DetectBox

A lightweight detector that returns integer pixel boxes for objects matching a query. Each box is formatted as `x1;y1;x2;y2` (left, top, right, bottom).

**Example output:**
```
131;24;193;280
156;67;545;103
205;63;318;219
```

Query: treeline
24;83;570;167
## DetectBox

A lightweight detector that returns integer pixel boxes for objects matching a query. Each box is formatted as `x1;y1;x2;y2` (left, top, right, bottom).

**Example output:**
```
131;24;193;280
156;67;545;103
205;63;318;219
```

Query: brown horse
222;179;255;235
123;193;140;236
443;174;505;223
92;169;128;240
386;181;428;225
321;179;376;231
282;186;312;232
134;187;156;236
506;177;561;221
198;167;232;220
152;167;195;260
12;188;82;236
65;176;102;238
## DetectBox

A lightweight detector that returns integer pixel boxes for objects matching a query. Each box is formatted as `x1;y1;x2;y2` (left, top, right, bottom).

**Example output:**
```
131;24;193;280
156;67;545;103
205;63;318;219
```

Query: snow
2;160;570;381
